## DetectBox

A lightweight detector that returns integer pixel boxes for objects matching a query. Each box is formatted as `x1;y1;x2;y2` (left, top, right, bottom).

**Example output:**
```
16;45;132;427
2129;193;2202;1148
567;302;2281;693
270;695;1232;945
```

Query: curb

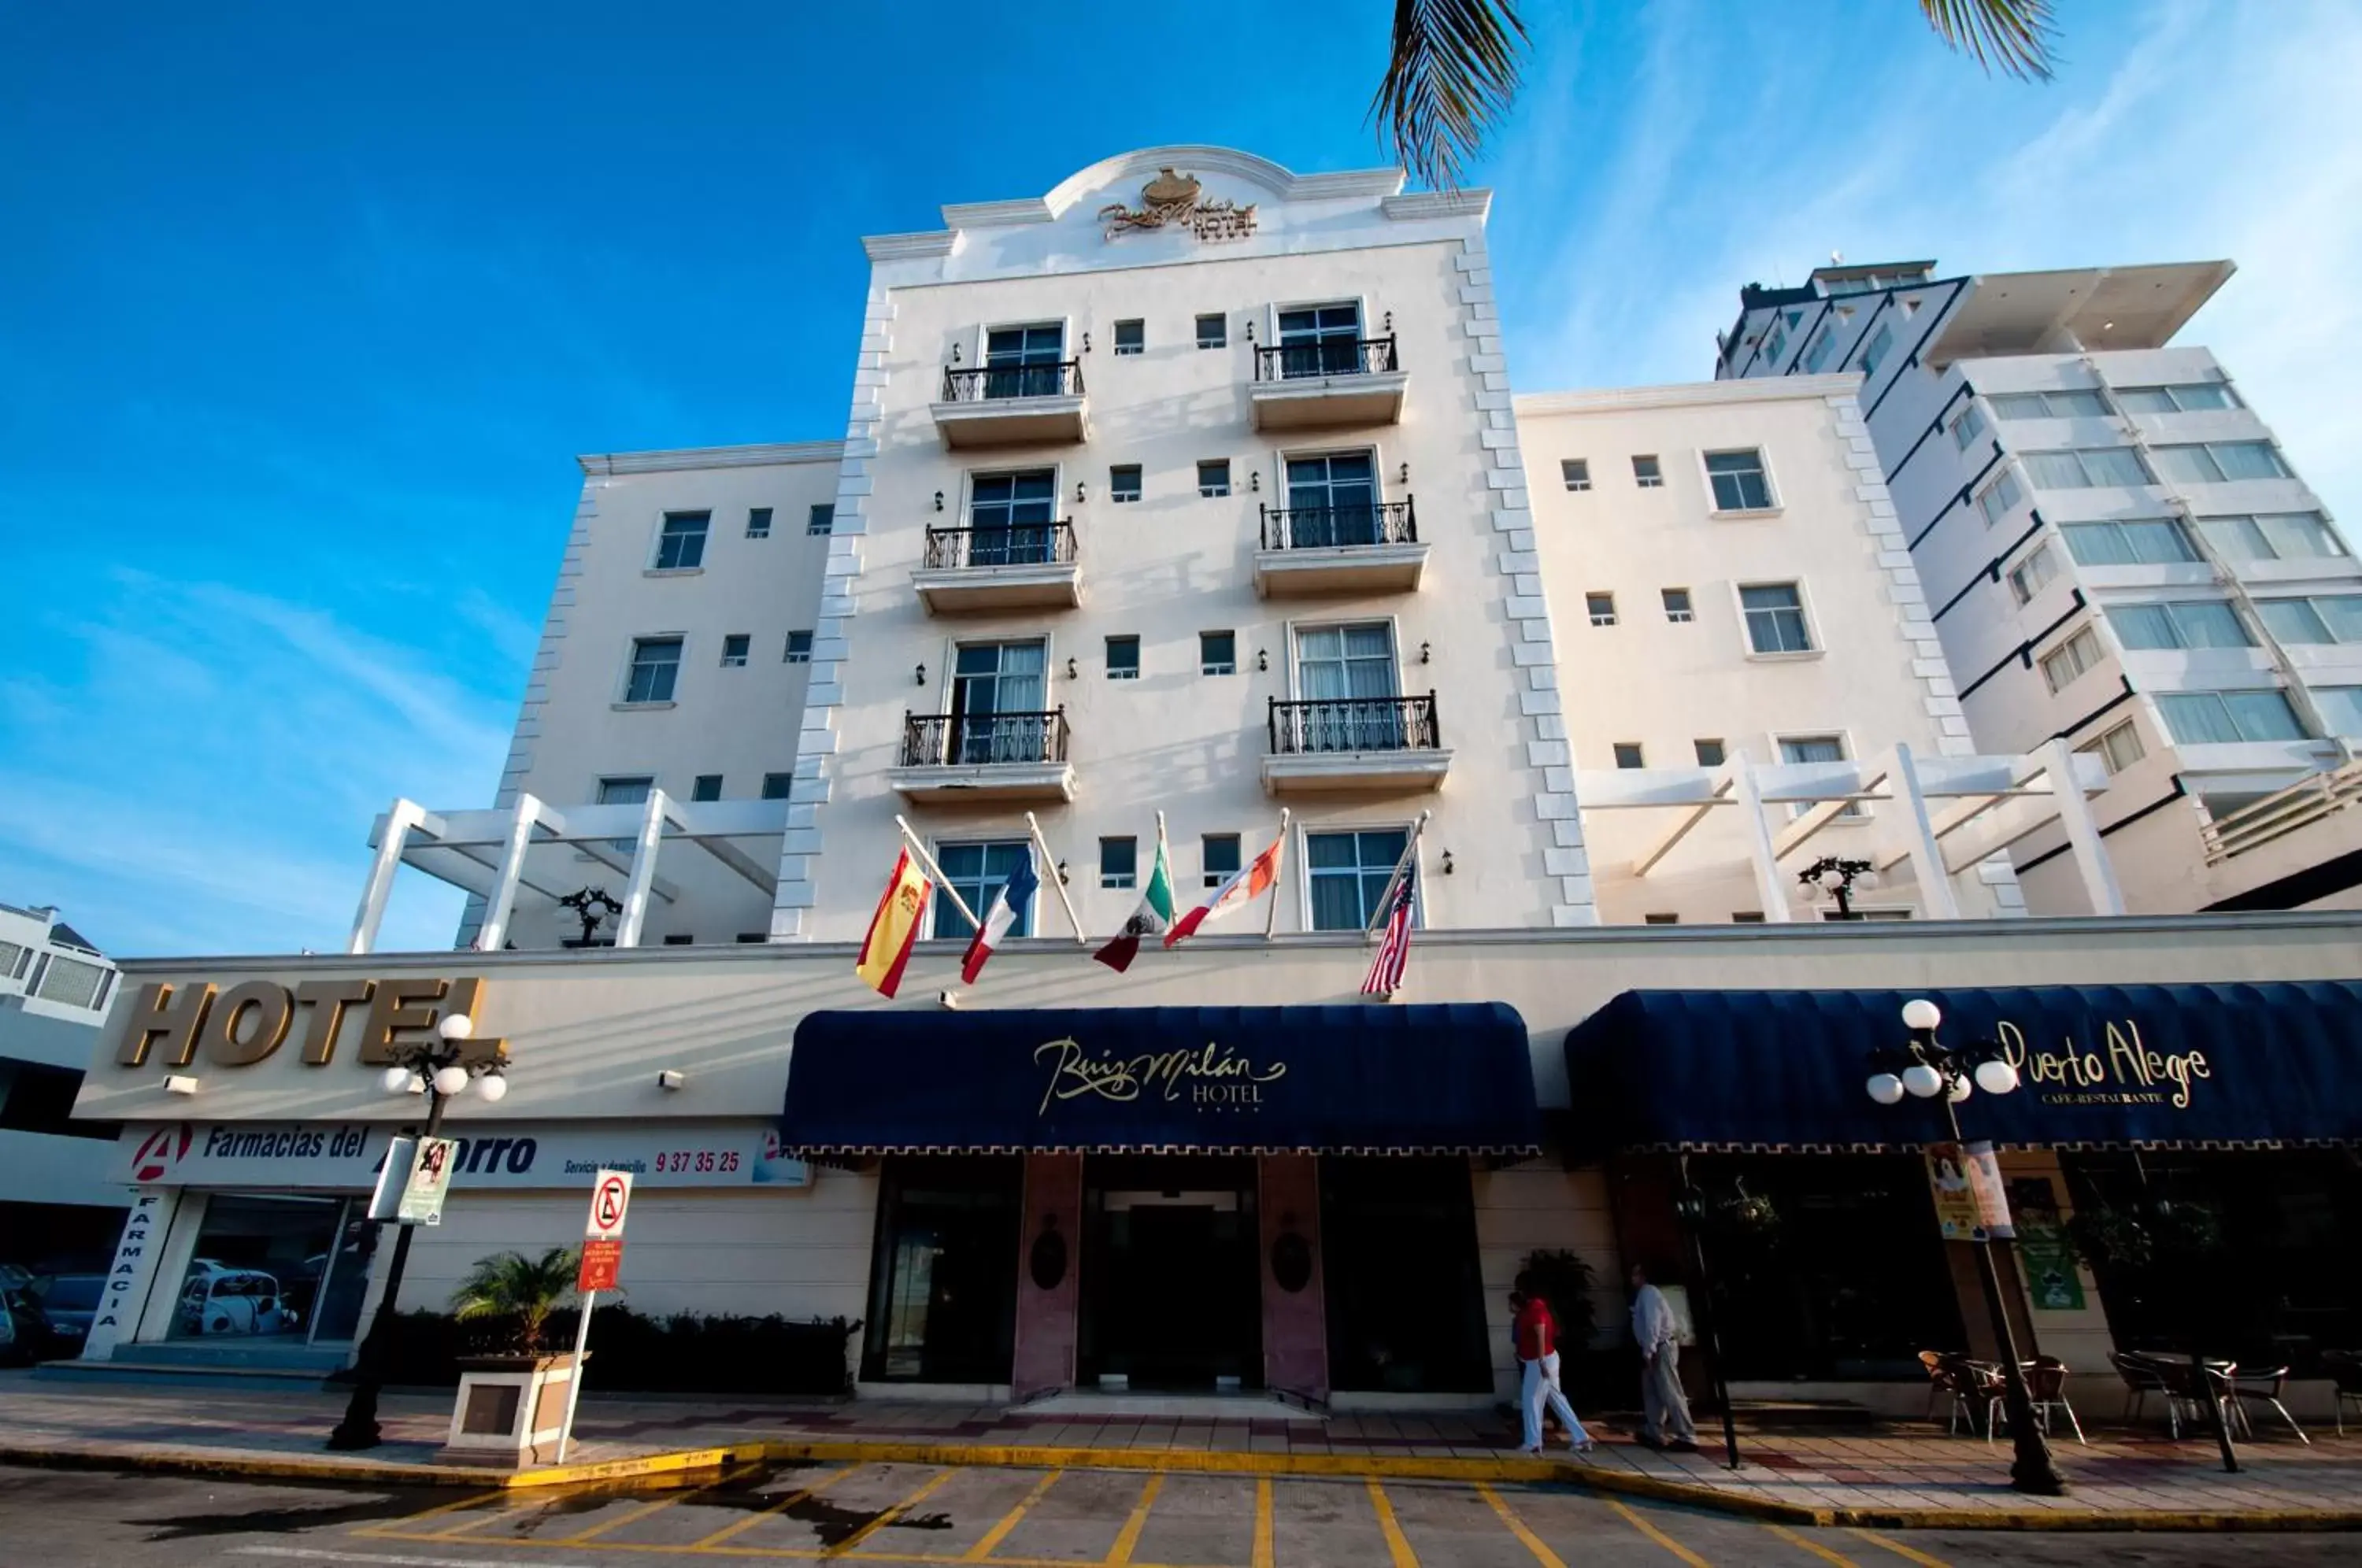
0;1442;756;1492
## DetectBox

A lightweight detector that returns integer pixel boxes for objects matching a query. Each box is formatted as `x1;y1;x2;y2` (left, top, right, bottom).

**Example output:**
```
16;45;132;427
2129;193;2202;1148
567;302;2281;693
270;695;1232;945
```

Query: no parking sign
578;1169;631;1291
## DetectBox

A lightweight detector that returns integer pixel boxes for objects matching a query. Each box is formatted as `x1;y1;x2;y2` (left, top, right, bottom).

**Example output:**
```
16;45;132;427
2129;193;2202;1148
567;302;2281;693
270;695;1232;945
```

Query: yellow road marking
961;1467;1062;1562
351;1485;508;1539
1364;1477;1418;1568
830;1469;957;1558
1608;1497;1712;1567
1849;1529;1953;1568
1251;1477;1274;1568
1101;1473;1164;1566
559;1491;708;1545
694;1464;863;1549
1476;1483;1565;1568
1768;1522;1861;1566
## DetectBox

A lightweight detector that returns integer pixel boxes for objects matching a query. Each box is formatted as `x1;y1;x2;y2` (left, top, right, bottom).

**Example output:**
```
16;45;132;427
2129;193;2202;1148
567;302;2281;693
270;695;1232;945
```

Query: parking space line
1251;1477;1274;1568
827;1469;957;1559
351;1487;507;1540
1607;1499;1711;1567
1847;1529;1952;1568
961;1467;1063;1562
694;1464;862;1549
1766;1524;1860;1566
1101;1473;1164;1566
1475;1484;1565;1568
1364;1478;1418;1568
557;1490;712;1546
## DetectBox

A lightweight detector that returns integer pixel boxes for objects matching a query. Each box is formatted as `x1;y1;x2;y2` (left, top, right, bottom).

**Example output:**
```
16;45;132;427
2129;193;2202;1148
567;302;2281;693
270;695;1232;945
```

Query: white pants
1520;1352;1588;1450
1642;1344;1697;1444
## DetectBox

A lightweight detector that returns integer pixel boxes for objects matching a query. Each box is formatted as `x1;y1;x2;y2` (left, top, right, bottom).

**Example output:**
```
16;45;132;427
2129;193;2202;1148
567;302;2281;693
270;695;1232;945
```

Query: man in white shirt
1628;1263;1697;1452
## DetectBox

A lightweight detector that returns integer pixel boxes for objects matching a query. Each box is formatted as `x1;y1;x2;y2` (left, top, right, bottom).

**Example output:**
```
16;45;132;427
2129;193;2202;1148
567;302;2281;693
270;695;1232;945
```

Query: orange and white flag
855;848;931;997
1164;824;1284;946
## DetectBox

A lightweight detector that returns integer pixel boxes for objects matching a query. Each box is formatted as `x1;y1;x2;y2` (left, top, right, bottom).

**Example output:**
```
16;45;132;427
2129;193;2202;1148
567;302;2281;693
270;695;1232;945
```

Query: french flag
960;845;1039;984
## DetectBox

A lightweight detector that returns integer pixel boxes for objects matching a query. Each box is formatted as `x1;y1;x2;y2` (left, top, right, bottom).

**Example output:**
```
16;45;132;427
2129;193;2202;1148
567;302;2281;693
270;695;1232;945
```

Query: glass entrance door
1082;1156;1261;1391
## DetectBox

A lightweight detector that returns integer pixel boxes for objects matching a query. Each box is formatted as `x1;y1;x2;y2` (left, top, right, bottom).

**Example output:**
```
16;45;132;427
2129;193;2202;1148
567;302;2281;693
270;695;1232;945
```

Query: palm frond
450;1248;578;1322
1920;0;2057;80
1369;0;1529;190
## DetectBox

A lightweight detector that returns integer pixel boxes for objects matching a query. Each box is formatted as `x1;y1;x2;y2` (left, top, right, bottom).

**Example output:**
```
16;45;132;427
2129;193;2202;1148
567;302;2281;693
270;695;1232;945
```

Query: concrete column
1257;1153;1327;1403
1009;1152;1083;1401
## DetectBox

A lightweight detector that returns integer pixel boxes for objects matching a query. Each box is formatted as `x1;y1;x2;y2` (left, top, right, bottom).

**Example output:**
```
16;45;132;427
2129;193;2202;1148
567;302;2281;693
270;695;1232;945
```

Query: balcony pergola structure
349;794;791;954
1582;738;2126;920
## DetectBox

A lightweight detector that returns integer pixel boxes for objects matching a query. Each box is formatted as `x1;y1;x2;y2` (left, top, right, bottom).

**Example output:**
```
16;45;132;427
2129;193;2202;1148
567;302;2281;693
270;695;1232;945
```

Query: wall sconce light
1384;310;1394;332
1057;861;1071;885
1257;649;1268;672
1249;472;1261;493
1399;462;1410;484
1075;482;1087;505
1420;641;1431;664
1441;850;1455;875
1082;331;1092;353
914;663;927;686
657;1070;686;1091
1244;320;1256;342
933;490;944;512
950;343;962;364
1066;657;1078;679
164;1074;200;1096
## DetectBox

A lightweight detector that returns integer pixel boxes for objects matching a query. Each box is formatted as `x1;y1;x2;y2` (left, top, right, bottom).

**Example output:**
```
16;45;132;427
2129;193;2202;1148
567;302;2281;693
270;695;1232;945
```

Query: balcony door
1275;302;1363;379
950;639;1048;763
1295;623;1401;751
1285;453;1379;548
984;324;1065;400
969;471;1057;566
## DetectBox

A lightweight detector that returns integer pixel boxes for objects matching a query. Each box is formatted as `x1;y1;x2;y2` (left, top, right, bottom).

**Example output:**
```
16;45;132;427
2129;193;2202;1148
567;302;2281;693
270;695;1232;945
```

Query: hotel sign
1099;168;1257;242
109;975;505;1072
116;1120;811;1190
1034;1037;1287;1117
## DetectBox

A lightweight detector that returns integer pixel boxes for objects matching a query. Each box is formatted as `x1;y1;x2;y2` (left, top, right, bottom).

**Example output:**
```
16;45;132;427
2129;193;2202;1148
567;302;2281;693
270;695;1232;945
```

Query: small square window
1662;588;1694;623
735;932;767;944
720;634;750;667
624;638;683;704
1201;833;1242;888
1196;313;1227;349
1704;449;1774;511
1633;455;1664;488
1586;592;1617;627
807;503;835;536
746;507;772;538
1560;458;1591;492
1113;319;1144;356
1106;635;1140;679
1198;459;1231;498
1612;742;1646;769
1731;911;1766;923
1111;464;1142;503
784;631;814;664
1740;582;1813;655
1200;631;1236;675
1643;913;1680;926
760;772;794;801
1100;837;1138;889
655;511;709;570
662;933;694;946
690;774;724;801
1694;738;1726;767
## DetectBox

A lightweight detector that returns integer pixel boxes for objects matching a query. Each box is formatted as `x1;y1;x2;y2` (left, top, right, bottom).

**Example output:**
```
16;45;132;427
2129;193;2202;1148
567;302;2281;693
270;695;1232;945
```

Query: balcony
1249;338;1407;431
1261;693;1451;795
1253;500;1428;597
890;710;1075;804
913;522;1083;613
929;361;1088;449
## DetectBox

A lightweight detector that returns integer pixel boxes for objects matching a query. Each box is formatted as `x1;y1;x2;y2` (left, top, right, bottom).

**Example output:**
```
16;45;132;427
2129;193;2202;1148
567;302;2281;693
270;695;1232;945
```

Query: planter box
436;1352;584;1468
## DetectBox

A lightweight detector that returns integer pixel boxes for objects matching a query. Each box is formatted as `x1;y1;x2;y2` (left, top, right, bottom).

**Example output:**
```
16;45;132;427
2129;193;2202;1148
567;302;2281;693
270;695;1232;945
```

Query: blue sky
5;0;2356;957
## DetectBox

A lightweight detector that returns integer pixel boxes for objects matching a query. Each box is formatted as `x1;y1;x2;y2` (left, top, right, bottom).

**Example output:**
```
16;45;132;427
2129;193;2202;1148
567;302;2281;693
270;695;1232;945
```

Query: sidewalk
2;1371;2358;1529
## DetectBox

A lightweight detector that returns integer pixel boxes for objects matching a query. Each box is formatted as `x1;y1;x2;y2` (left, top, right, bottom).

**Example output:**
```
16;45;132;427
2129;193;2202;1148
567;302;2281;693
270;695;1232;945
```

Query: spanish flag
855;848;931;997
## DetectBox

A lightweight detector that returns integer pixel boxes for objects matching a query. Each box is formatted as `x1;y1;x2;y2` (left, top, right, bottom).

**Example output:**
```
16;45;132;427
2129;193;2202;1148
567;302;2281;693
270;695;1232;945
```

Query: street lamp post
326;1014;509;1452
1672;1168;1743;1471
1867;998;2068;1496
1799;856;1874;919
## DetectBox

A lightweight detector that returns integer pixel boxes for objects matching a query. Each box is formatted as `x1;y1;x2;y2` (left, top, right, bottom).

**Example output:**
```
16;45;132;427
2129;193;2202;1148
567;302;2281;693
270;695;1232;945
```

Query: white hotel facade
64;150;2362;1415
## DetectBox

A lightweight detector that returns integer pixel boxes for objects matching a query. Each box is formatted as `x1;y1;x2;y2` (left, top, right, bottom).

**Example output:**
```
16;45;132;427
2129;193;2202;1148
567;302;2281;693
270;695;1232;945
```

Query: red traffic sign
586;1169;633;1241
578;1237;624;1292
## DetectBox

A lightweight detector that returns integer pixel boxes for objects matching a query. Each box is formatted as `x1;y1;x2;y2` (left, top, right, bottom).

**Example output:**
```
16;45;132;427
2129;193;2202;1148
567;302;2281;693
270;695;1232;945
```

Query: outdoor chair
2120;1351;2238;1441
2228;1365;2310;1444
2323;1352;2362;1437
1934;1352;2005;1442
2024;1355;2087;1445
2107;1350;2171;1428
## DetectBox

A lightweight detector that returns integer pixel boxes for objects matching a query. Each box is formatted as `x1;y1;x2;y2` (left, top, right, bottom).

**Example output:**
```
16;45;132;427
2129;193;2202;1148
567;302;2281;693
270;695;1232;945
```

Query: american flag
1361;863;1416;997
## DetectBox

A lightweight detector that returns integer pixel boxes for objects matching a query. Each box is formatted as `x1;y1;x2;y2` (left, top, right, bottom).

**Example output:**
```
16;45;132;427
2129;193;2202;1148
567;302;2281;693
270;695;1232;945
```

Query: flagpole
1024;811;1089;947
892;814;981;932
1262;807;1292;938
1362;809;1432;940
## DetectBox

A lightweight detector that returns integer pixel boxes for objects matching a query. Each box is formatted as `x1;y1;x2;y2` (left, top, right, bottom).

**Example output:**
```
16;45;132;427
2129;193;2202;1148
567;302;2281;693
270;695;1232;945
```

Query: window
654;512;709;570
949;640;1048;762
2021;447;2151;489
746;507;772;538
662;934;694;947
1705;449;1773;511
1764;320;1788;364
1200;630;1236;675
1586;592;1617;627
1201;834;1242;888
31;956;106;1011
1632;454;1664;488
1858;322;1895;377
2107;600;2253;651
1989;389;2112;420
1306;827;1409;932
1561;458;1591;492
983;323;1066;398
1975;468;2025;528
597;775;652;850
1113;319;1144;357
1801;326;1835;373
720;634;750;668
690;774;723;801
2197;512;2349;561
784;631;813;664
2078;721;2146;777
624;637;683;703
1731;911;1766;923
2257;596;2362;645
2060;516;2200;567
761;773;794;800
2006;545;2059;606
1612;742;1646;769
2116;382;2240;414
1198;459;1231;498
931;841;1035;938
1662;588;1694;623
1105;634;1140;679
1952;404;1989;451
1100;837;1137;889
1740;582;1812;654
2316;687;2362;738
1111;464;1142;504
2039;627;2104;693
1274;301;1364;377
1694;738;1726;767
808;503;835;536
2156;690;2308;745
1195;312;1227;349
1283;451;1381;545
968;469;1058;564
1643;913;1680;926
1779;734;1862;818
2153;442;2290;485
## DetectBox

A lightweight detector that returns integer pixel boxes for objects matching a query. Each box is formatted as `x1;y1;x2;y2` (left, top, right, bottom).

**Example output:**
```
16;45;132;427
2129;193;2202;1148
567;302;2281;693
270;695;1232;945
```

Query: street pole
327;1083;446;1451
1675;1159;1743;1471
1942;1096;2066;1496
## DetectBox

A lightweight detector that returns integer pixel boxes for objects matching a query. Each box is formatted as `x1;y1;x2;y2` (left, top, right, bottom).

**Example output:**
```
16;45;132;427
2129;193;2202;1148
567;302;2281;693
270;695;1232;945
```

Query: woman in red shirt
1510;1277;1593;1454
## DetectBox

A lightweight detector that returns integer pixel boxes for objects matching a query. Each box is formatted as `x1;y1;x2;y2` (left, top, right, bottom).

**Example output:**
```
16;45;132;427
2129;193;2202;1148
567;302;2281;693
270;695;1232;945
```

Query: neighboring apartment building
0;904;128;1271
1716;260;2362;914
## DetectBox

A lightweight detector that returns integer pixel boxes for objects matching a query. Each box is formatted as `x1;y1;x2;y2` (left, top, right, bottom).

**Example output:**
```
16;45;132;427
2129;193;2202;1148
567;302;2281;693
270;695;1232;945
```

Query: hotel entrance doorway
1080;1156;1261;1392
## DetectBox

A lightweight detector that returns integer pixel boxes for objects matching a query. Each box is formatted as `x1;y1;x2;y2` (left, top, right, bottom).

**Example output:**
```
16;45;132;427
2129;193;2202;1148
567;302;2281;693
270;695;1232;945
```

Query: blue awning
781;1003;1541;1155
1565;982;2362;1153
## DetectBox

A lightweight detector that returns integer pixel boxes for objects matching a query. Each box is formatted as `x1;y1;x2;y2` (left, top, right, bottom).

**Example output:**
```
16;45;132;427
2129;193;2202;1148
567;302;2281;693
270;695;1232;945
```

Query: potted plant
435;1248;586;1468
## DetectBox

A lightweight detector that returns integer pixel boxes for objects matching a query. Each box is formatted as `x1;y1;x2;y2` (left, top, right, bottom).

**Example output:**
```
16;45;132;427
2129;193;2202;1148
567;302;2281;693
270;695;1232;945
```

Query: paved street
4;1460;2359;1568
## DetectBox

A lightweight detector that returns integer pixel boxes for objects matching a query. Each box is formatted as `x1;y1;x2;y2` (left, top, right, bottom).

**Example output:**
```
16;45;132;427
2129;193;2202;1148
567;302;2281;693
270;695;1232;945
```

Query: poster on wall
117;1120;811;1192
2008;1177;2086;1311
1924;1142;1983;1240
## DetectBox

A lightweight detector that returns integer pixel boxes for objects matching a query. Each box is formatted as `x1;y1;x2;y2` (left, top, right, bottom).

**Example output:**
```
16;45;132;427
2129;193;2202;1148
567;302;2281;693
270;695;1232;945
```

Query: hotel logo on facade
109;975;505;1072
1035;1037;1287;1115
1098;168;1257;243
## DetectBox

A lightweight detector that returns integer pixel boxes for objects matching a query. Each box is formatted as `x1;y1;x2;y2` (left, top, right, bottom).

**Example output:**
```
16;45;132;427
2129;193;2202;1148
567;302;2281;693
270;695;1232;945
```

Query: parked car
31;1274;106;1357
0;1277;54;1365
175;1266;301;1337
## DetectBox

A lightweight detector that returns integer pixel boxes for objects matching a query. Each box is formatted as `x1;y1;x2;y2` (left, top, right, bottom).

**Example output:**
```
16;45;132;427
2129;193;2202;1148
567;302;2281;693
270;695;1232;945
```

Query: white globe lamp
1974;1058;2020;1096
1947;1074;1974;1103
438;1014;474;1041
1901;999;1942;1033
379;1065;413;1095
475;1072;509;1104
432;1064;471;1098
1866;1073;1905;1105
1901;1063;1944;1099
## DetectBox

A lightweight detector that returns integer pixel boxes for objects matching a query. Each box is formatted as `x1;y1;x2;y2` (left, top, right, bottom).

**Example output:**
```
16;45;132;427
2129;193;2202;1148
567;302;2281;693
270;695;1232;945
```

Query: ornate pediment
1098;168;1257;242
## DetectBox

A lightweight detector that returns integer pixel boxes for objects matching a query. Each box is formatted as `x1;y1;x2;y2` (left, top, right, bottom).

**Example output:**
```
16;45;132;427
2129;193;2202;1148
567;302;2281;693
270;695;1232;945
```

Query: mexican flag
1092;823;1175;973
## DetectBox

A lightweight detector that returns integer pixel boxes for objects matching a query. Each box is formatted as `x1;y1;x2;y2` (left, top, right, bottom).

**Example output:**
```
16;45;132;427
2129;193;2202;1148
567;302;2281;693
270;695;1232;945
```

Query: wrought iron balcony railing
940;361;1085;402
901;709;1071;768
1267;693;1441;756
1253;336;1399;382
923;521;1078;570
1258;499;1417;551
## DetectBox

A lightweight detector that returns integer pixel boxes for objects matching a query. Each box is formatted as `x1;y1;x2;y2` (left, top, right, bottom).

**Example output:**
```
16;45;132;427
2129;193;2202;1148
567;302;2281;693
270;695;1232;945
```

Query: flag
1093;825;1175;972
1164;825;1285;947
1362;864;1416;997
855;847;930;998
961;845;1038;984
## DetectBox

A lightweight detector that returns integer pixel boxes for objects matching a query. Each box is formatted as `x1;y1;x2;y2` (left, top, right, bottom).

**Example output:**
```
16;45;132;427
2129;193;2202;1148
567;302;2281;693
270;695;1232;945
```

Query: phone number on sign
653;1150;741;1174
